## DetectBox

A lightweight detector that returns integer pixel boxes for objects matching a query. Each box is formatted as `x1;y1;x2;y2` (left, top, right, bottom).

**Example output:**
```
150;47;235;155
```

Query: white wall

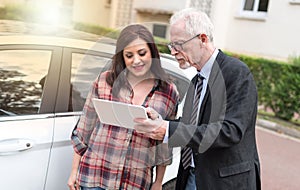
68;0;300;60
212;0;300;60
0;0;25;6
133;0;187;13
210;0;233;50
73;0;112;27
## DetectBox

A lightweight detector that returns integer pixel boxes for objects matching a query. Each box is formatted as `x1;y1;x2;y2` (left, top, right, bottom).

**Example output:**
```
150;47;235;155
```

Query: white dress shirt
164;48;219;167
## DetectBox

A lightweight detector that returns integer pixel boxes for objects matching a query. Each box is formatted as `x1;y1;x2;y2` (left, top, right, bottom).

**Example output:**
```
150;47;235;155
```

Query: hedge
227;52;300;121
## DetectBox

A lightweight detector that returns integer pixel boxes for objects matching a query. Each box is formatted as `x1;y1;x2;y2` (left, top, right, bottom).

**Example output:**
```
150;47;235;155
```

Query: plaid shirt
72;71;179;189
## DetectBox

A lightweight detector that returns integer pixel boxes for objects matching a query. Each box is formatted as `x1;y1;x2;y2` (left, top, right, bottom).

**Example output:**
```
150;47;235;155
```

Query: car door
0;45;62;189
44;47;113;190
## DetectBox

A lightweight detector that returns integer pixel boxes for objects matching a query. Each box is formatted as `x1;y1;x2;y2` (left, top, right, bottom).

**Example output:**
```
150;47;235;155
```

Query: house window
289;0;300;4
238;0;269;20
105;0;112;7
153;24;167;38
243;0;269;12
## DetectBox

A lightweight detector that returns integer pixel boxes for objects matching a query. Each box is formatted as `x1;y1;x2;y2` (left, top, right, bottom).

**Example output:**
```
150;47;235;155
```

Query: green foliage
0;4;37;22
73;22;120;39
227;52;300;121
288;54;300;66
0;7;5;18
154;36;170;54
271;70;300;120
0;4;21;20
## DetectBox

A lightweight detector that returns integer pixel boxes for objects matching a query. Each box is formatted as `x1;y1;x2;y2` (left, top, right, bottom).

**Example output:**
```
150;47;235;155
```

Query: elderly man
135;8;261;190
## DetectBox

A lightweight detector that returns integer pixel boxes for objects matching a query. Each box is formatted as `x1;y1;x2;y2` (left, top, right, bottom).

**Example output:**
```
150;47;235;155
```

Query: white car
0;35;196;190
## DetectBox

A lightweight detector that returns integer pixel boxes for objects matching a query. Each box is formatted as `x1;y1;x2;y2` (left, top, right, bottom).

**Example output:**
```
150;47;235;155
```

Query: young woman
68;24;180;190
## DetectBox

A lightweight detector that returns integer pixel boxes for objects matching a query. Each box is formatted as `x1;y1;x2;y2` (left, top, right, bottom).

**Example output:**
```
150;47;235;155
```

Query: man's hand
134;107;167;140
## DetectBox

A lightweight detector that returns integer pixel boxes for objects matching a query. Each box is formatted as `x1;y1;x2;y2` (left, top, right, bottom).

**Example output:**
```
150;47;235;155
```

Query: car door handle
0;138;34;155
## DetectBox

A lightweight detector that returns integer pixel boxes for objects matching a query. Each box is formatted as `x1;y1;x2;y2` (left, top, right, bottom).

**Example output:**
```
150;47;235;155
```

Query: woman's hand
67;171;79;190
150;181;163;190
68;152;82;190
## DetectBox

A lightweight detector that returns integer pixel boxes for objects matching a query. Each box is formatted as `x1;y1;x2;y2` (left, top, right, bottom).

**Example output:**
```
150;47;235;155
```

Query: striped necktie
182;74;204;170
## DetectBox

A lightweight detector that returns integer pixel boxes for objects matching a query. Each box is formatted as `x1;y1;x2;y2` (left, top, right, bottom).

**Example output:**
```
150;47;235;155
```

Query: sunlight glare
36;1;61;25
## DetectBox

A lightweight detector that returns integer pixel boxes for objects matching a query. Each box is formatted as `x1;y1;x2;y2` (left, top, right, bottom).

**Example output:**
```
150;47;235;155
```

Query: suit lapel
182;75;198;123
198;51;225;123
183;51;226;125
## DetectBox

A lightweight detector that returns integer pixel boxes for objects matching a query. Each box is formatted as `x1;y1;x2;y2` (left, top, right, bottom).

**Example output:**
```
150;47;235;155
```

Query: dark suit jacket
169;51;261;190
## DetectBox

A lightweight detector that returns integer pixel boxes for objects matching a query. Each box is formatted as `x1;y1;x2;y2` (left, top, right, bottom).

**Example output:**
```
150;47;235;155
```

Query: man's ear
199;34;208;43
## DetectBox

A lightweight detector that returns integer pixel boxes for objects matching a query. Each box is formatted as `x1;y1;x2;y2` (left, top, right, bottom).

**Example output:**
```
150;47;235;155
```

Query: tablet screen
92;98;148;129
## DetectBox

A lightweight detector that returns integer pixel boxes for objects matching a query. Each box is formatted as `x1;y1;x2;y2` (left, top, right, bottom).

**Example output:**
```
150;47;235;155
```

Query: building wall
72;0;133;29
132;0;300;60
209;0;233;51
133;0;187;14
135;12;171;24
73;0;111;27
113;0;133;28
134;12;172;39
132;0;187;39
212;0;300;60
0;0;25;6
71;0;300;60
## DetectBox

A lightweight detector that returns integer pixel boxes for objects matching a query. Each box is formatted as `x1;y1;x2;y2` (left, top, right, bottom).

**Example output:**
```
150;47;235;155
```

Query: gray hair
170;8;214;42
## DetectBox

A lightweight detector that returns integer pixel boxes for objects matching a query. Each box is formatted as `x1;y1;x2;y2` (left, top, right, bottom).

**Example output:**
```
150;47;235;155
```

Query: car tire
162;178;177;190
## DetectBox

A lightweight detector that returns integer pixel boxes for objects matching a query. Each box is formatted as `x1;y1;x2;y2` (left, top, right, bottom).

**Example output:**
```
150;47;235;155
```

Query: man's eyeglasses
167;34;201;52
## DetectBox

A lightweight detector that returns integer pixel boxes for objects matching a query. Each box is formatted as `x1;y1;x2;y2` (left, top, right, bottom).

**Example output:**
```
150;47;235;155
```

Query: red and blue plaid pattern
72;71;179;189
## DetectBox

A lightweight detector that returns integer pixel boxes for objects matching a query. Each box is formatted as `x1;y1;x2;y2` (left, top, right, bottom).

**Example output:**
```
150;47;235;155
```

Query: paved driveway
257;127;300;190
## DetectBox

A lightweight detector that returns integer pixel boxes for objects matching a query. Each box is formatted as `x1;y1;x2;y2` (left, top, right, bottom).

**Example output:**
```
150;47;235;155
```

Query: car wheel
162;178;177;190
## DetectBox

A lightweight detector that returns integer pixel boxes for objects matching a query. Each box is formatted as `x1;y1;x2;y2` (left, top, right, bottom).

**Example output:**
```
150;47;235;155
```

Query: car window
68;53;191;112
69;53;111;111
167;72;189;103
68;52;191;113
0;50;51;116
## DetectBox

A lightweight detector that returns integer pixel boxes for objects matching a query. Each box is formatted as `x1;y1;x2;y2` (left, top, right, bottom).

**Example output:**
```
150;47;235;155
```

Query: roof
0;35;116;53
135;8;174;15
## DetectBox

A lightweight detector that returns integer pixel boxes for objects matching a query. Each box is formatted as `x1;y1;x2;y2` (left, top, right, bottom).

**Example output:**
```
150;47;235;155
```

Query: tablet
92;98;148;129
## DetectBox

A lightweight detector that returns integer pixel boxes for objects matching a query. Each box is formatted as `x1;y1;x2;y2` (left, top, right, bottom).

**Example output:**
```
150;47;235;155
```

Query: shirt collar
198;48;219;80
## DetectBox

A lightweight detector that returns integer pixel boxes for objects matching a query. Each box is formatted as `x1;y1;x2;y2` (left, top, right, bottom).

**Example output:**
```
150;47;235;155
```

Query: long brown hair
106;24;171;97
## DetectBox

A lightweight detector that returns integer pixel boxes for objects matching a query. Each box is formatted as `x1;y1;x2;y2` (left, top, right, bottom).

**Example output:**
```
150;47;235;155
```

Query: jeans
185;167;196;190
